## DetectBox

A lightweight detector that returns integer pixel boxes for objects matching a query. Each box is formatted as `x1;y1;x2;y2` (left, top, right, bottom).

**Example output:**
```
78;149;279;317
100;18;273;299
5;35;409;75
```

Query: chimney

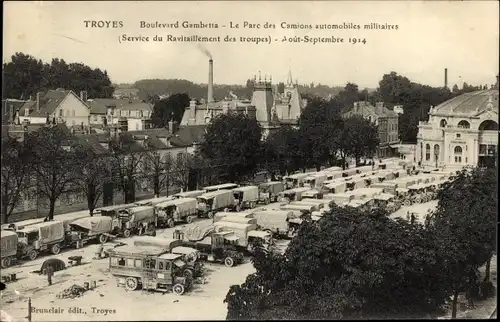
444;68;448;88
168;120;179;134
375;102;384;114
36;92;42;112
188;100;196;125
208;59;214;103
80;91;88;102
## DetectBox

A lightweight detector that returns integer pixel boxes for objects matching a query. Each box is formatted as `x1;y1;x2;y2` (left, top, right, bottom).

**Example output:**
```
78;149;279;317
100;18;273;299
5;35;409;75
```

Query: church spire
287;68;293;87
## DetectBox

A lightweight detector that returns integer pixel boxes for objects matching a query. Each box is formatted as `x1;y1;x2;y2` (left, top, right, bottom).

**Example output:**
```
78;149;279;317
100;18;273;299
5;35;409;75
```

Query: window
158;261;164;270
456;133;461;138
59;109;63;117
134;259;142;267
118;258;126;266
93;115;98;122
440;119;447;128
25;109;29;117
126;259;134;266
164;261;171;270
433;144;440;161
128;110;131;117
72;110;75;116
145;258;156;269
454;146;463;163
110;258;118;266
458;120;470;129
136;123;139;131
425;144;431;161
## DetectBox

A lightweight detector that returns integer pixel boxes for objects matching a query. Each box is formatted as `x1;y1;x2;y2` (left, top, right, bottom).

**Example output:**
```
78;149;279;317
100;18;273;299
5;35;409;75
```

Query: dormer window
59;109;63;117
24;109;29;117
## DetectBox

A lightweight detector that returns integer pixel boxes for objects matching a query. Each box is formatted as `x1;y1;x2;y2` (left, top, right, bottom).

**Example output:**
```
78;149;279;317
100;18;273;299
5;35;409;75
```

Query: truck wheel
186;216;194;224
51;243;61;255
224;257;235;267
125;277;139;291
123;229;131;238
265;198;270;205
207;212;214;219
1;257;12;268
28;250;38;261
236;205;241;212
172;283;185;295
99;234;109;244
167;219;175;228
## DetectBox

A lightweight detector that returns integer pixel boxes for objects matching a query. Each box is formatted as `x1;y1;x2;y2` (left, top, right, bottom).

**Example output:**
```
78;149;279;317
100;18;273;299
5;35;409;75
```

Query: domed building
416;89;498;168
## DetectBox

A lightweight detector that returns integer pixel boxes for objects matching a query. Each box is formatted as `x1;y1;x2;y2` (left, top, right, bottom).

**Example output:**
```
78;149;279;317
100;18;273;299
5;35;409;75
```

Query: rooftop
432;89;499;115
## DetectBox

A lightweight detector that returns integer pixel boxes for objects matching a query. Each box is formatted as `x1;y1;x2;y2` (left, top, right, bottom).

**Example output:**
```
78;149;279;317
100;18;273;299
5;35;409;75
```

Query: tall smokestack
444;68;448;88
208;59;214;103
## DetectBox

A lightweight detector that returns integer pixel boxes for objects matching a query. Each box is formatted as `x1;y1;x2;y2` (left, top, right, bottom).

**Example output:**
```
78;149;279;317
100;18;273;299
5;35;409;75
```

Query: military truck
278;187;312;203
251;210;297;239
173;226;245;267
107;245;192;295
232;186;259;211
155;198;198;228
197;190;236;218
16;221;66;260
213;221;273;253
115;206;156;237
1;230;18;267
68;216;114;246
258;181;285;204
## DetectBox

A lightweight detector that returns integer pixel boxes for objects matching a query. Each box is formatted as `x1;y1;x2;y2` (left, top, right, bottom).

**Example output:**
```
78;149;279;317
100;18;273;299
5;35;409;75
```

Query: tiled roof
433;89;499;115
74;134;109;154
119;102;153;112
88;99;152;114
18;90;86;117
175;125;207;145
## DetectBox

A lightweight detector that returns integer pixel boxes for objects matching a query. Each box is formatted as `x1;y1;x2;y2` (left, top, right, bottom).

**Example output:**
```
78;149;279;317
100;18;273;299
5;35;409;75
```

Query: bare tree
74;144;114;216
144;149;176;197
26;126;81;220
172;153;193;191
1;136;32;223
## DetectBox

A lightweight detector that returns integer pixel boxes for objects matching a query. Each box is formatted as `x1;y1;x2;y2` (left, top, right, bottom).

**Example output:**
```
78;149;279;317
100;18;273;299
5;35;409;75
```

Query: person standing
410;213;416;225
46;265;54;286
406;211;410;221
95;244;104;260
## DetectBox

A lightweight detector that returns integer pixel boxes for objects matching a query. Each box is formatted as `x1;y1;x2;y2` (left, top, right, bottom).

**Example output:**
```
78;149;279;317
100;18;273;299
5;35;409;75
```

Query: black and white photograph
1;0;498;321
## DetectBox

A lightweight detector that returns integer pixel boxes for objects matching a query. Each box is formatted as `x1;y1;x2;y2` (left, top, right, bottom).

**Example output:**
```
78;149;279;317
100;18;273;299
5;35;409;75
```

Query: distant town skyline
4;1;499;89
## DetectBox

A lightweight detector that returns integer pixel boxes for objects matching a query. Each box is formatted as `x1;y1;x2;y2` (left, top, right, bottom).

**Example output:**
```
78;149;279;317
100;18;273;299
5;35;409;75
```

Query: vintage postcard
1;0;498;321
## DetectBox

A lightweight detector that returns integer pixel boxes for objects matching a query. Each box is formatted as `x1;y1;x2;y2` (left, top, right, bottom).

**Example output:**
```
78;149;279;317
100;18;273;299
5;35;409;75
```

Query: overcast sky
3;1;499;88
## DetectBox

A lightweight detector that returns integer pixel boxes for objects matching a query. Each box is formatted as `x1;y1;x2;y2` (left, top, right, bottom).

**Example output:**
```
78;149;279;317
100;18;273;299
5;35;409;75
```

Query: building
2;99;28;124
393;105;404;115
180;58;305;137
17;89;91;126
416;89;498;168
343;101;400;158
88;98;153;131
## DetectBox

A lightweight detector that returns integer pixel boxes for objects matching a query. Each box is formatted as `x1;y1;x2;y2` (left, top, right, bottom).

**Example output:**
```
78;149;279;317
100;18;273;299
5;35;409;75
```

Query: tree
429;167;497;318
143;150;176;197
1;136;32;223
171;153;194;191
199;113;263;183
109;134;146;203
263;125;303;176
452;84;459;93
225;205;453;320
73;144;114;216
2;53;47;99
150;93;190;128
343;115;380;165
26;126;81;220
298;96;341;170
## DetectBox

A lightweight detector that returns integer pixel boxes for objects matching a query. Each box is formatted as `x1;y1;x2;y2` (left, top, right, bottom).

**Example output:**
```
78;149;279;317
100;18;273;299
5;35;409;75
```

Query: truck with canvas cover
1;230;18;267
112;205;156;238
197;190;236;218
232;186;259;211
203;183;239;193
69;216;114;245
347;198;373;212
135;196;174;207
251;210;296;239
172;190;206;199
16;221;65;260
258;181;284;204
342;168;358;177
155;198;198;228
303;172;327;189
330;193;355;207
356;165;374;175
217;216;258;225
173;226;245;267
133;237;202;278
293;198;326;209
374;193;397;212
213;211;256;223
107;245;192;295
213;221;272;251
284;172;312;189
290;201;320;211
323;181;347;194
279;204;315;216
346;177;368;190
350;188;383;200
97;203;136;216
301;189;323;199
279;187;311;203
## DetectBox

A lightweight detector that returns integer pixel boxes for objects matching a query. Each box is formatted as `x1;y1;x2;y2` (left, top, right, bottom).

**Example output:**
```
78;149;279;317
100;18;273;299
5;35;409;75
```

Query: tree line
3;53;114;100
1;126;194;223
225;166;497;320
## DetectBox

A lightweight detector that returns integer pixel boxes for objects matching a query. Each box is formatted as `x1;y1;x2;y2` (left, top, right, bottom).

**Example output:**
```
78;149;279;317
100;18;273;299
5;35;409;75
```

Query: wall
53;93;91;126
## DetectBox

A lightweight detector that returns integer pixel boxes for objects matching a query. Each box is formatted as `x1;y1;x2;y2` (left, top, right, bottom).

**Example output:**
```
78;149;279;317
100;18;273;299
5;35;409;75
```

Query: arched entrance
478;120;498;168
454;146;463;164
433;144;440;167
